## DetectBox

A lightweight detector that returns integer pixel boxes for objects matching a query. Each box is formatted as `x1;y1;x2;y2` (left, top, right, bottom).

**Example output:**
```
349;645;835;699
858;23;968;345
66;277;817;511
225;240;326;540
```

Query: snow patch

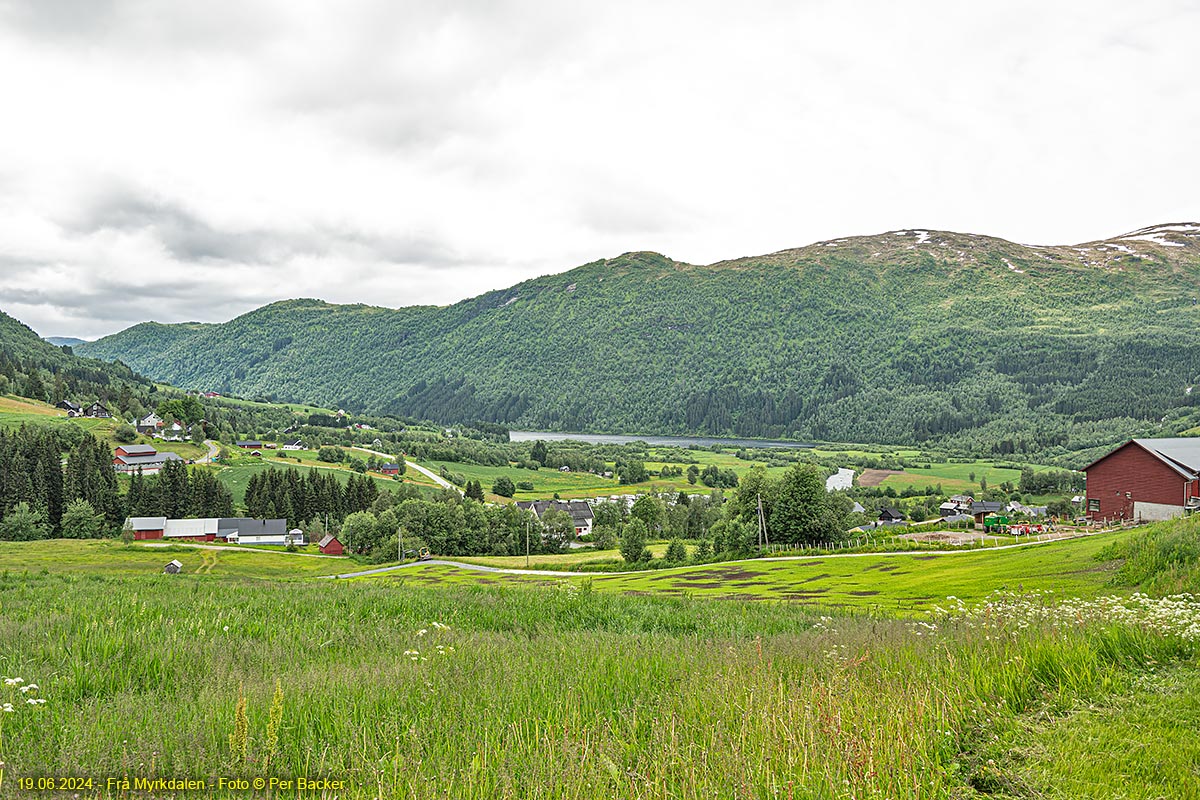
1120;233;1184;248
1003;258;1024;274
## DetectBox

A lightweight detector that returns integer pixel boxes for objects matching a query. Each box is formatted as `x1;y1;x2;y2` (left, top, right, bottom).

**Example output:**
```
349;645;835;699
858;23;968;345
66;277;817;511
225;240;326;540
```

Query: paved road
138;542;347;559
350;446;461;493
198;439;220;464
327;559;579;579
325;529;1115;580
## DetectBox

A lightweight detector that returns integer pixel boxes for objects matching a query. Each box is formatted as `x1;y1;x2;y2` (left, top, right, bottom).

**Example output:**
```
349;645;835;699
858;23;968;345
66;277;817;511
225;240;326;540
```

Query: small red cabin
380;463;400;475
318;534;345;555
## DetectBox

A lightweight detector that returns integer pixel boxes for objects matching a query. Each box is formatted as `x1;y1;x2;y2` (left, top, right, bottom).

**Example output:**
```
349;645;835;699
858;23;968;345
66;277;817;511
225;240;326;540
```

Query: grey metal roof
319;533;338;547
127;516;167;529
217;518;288;535
119;444;158;455
116;453;182;466
1132;438;1200;477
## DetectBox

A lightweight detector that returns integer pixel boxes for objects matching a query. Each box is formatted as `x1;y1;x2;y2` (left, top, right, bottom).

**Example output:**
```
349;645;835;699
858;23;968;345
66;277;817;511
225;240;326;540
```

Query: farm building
1083;438;1200;522
123;517;294;544
878;507;905;523
282;439;306;451
380;463;401;475
318;533;345;555
112;445;184;475
515;500;594;537
57;400;82;416
968;501;1004;524
236;440;263;449
163;559;183;574
126;517;167;540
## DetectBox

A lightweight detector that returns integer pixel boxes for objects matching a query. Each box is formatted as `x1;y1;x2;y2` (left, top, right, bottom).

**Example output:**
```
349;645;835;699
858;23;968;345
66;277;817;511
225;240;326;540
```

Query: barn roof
128;516;167;529
1084;438;1200;479
118;444;158;455
319;534;338;547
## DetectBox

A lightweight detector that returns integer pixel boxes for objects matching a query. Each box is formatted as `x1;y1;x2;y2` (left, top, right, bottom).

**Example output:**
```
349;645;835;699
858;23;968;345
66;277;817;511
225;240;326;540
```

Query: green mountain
75;223;1200;457
43;336;88;348
0;309;148;403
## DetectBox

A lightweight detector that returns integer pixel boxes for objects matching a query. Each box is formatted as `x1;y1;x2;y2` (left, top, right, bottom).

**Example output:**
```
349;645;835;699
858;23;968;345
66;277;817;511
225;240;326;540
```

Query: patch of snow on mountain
1121;234;1184;247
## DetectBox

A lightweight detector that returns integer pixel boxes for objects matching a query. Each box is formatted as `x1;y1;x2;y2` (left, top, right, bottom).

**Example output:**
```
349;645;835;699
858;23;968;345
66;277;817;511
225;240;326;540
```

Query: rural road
350;446;461;493
327;559;580;579
138;542;347;559
198;439;220;463
325;528;1115;580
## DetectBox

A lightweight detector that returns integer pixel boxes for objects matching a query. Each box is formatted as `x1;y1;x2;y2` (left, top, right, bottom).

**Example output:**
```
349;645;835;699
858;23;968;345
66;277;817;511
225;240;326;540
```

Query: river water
509;430;812;449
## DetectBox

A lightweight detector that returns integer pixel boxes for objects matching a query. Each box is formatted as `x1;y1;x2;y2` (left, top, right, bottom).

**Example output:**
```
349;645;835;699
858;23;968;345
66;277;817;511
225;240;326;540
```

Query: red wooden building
318;534;345;555
1083;438;1200;522
380;463;400;475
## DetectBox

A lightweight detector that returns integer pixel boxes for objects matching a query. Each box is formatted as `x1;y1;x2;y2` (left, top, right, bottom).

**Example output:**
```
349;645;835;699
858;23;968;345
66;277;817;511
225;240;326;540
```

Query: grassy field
213;460;436;505
0;532;1197;798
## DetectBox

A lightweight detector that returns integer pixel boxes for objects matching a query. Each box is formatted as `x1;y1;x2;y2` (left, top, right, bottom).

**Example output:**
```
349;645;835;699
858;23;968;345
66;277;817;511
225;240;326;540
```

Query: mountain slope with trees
75;223;1200;460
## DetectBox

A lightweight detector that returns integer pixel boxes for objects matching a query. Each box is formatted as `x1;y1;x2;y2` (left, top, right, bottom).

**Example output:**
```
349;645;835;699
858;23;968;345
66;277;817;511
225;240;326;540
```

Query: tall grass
0;570;1196;798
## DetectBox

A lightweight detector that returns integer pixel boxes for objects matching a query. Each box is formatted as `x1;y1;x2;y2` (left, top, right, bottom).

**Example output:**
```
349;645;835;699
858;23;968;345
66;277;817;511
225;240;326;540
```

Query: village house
137;413;164;435
516;500;595;537
84;402;111;418
282;439;306;451
112;444;184;475
1084;438;1200;522
968;501;1005;525
57;400;82;417
380;463;401;475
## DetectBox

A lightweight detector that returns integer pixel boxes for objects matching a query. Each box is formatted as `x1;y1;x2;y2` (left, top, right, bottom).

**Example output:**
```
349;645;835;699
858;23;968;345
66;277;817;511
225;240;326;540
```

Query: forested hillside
0;309;149;406
76;223;1200;461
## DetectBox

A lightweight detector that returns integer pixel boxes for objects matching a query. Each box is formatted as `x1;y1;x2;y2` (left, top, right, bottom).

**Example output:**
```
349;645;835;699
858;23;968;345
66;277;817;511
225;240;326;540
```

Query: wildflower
416;629;428;637
26;698;45;705
3;678;22;686
431;621;449;631
223;626;230;632
1;703;13;713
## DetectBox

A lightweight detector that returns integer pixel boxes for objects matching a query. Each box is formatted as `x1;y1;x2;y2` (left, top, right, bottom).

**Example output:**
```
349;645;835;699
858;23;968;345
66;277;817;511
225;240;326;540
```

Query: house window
1087;499;1100;512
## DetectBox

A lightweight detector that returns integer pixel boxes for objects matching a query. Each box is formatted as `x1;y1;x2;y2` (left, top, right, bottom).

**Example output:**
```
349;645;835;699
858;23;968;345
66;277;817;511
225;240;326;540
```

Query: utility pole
757;493;769;550
525;517;531;568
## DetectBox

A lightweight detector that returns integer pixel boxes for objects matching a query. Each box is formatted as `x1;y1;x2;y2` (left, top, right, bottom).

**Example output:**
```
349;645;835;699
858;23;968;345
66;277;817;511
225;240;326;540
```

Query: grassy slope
372;530;1136;609
0;530;1196;799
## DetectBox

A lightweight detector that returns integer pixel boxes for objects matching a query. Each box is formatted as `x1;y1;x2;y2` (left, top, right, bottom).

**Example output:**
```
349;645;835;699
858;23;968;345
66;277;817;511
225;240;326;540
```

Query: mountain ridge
72;223;1200;459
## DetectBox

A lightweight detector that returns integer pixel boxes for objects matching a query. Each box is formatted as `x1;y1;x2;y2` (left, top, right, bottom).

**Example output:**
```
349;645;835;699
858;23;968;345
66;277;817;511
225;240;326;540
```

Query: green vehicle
983;514;1010;534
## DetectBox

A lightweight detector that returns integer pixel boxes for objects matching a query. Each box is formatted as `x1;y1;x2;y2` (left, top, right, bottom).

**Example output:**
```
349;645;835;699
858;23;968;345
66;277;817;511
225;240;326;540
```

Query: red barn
1083;438;1200;522
380;463;400;475
126;516;167;540
318;534;345;555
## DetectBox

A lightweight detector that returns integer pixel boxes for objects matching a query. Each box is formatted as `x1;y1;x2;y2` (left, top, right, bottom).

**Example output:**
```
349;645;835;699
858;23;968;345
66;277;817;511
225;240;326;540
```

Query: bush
516;480;535;491
664;538;687;563
318;446;344;463
114;424;138;443
492;477;516;498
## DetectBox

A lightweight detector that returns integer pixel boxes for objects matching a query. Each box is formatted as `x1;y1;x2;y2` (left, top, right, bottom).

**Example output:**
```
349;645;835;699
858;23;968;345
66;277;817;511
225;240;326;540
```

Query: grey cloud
64;185;466;268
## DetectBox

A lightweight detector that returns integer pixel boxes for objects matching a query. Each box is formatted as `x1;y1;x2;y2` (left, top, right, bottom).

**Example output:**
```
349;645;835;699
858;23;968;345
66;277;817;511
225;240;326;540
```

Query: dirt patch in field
676;568;765;582
797;573;833;584
849;590;880;596
857;469;903;487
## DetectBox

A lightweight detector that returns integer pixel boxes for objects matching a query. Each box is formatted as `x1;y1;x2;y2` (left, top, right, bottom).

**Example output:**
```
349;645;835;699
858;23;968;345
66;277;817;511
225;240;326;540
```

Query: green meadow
2;519;1199;798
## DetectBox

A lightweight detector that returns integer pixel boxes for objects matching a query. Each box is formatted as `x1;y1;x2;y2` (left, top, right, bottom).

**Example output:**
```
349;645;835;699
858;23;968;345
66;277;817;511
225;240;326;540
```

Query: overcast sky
2;0;1199;339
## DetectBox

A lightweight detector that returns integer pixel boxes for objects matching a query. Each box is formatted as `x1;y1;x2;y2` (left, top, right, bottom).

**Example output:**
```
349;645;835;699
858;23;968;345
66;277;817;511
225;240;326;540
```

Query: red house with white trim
1083;438;1200;522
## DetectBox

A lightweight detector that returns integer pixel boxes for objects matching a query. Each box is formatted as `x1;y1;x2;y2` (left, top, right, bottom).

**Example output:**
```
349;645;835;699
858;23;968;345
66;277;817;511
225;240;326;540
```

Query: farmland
1;525;1198;798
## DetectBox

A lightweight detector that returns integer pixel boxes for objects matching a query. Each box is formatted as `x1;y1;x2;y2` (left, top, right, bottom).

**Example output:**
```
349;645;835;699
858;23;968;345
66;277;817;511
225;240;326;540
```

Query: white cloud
0;0;1198;338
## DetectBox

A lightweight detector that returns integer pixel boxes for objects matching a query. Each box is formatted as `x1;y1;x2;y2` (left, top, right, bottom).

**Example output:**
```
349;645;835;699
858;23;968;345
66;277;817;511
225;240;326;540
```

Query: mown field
1;523;1197;799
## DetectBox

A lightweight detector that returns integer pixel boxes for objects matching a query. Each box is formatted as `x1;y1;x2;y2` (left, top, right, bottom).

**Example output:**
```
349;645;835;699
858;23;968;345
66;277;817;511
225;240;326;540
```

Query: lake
509;430;813;450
